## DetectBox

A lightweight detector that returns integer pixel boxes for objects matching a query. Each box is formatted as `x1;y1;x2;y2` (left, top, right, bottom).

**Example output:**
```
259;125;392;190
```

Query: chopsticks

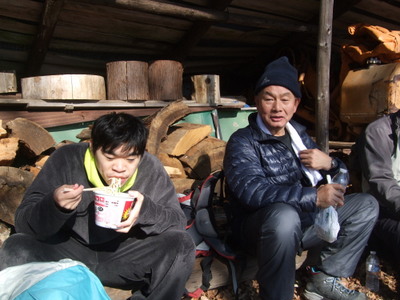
63;187;102;192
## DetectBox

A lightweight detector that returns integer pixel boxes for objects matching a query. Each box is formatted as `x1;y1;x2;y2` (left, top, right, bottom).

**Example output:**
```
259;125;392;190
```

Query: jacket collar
248;112;307;142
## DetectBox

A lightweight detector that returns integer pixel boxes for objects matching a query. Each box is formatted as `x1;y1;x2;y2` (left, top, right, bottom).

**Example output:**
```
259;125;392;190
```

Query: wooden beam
25;0;65;76
167;0;313;61
77;0;316;33
379;0;400;8
229;12;312;33
316;0;334;153
0;106;216;129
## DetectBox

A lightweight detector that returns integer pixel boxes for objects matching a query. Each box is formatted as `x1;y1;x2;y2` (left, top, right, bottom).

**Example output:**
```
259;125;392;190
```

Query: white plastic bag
314;206;340;243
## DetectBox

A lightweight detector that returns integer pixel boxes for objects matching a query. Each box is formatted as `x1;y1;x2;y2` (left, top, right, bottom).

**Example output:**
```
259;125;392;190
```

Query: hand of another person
299;149;332;171
55;183;84;211
115;190;144;233
316;183;345;209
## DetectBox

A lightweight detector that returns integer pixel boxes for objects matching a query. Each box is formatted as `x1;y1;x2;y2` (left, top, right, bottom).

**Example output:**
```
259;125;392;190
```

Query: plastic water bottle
331;168;349;187
365;251;380;292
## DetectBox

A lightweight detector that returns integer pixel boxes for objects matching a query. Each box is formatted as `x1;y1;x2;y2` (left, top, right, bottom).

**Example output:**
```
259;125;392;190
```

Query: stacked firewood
0;118;56;233
143;100;226;193
0;100;226;244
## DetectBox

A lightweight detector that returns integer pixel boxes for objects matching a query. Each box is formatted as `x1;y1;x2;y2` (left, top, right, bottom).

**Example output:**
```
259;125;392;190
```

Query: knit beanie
254;56;301;98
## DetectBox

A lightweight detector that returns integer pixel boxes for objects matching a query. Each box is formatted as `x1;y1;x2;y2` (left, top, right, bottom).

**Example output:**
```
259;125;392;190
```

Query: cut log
171;177;201;194
0;137;19;166
0;166;35;226
27;166;42;177
21;74;106;100
6;118;56;157
0;120;7;138
0;222;11;247
191;74;221;105
0;71;17;93
35;155;49;169
106;61;149;101
144;100;191;156
148;60;183;100
55;140;77;150
76;127;92;141
159;123;212;156
158;153;186;178
164;166;184;177
179;137;226;180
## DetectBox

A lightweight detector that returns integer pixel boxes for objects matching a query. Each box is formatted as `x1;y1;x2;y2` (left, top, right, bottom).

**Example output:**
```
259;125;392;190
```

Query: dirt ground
199;251;399;300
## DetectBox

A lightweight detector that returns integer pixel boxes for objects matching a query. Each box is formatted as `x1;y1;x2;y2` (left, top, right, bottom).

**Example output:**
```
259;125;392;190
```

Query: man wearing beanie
223;56;378;300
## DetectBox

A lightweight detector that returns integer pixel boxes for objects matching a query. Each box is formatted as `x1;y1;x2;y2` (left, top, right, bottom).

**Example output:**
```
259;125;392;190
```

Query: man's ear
254;93;261;108
294;97;301;111
89;140;94;153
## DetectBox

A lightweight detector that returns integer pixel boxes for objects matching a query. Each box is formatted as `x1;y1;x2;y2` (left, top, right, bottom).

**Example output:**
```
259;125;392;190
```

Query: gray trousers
239;193;379;300
372;211;400;265
0;229;195;300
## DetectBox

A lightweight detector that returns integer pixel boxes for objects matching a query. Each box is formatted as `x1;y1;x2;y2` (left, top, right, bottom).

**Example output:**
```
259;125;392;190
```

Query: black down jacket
223;113;343;220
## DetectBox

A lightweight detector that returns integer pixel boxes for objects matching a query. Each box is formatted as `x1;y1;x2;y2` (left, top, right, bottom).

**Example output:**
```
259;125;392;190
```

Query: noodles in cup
94;178;135;229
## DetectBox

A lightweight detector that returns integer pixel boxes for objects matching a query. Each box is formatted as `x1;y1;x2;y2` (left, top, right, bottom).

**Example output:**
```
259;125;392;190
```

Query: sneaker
303;268;367;300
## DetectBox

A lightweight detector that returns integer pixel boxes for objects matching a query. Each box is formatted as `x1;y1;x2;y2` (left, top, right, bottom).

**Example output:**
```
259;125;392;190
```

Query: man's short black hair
91;112;148;156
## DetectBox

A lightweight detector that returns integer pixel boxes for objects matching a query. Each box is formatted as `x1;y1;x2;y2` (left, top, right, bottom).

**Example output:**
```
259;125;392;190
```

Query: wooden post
106;61;149;100
0;72;17;93
191;74;221;105
148;60;183;100
316;0;334;153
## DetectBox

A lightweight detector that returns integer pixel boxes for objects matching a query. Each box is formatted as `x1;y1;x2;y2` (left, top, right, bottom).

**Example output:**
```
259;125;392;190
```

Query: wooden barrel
21;74;106;100
149;60;183;101
106;61;149;101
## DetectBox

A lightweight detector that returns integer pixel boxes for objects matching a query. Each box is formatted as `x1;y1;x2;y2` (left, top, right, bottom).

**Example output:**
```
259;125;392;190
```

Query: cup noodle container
94;191;135;229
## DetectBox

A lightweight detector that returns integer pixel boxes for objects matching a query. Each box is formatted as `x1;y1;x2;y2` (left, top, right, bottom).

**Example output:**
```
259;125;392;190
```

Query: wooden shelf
0;98;246;129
